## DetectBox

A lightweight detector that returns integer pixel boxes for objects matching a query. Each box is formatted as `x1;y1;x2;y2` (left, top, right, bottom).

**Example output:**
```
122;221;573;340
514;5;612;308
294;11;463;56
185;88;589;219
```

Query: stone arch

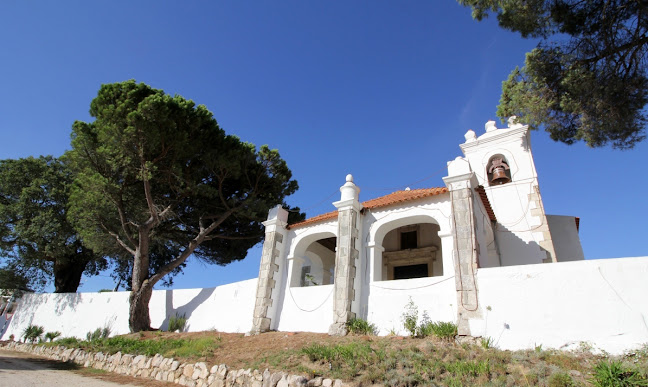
368;211;449;282
287;226;337;287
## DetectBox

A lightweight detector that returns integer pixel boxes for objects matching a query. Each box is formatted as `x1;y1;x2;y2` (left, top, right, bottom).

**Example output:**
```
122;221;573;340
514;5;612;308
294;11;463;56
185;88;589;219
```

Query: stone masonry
4;341;350;387
444;173;482;336
328;175;361;336
529;185;558;263
250;206;288;335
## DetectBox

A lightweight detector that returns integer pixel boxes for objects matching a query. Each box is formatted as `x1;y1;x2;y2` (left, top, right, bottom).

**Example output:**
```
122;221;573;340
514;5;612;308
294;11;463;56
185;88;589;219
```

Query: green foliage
0;156;106;292
44;331;61;342
401;298;419;337
401;299;457;339
22;324;44;343
458;0;648;148
549;372;576;387
86;325;111;342
55;336;220;359
168;312;187;333
444;359;491;377
592;360;648;387
67;80;301;331
481;336;495;349
346;318;378;336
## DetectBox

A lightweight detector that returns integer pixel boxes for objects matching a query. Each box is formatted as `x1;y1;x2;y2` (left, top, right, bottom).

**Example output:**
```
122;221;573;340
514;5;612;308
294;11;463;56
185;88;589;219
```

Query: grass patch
47;335;221;360
346;318;378;336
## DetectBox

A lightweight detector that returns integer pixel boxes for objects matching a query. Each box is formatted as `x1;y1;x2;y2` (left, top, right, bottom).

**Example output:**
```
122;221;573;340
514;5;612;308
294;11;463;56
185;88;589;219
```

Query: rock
277;376;289;387
307;377;323;387
266;372;286;387
184;364;195;378
288;375;308;387
322;379;333;387
170;360;180;371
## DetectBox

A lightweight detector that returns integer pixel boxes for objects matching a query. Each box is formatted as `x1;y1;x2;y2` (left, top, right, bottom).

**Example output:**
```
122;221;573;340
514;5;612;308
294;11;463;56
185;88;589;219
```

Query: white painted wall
1;279;257;340
547;215;585;261
366;276;456;335
475;257;648;354
275;284;334;333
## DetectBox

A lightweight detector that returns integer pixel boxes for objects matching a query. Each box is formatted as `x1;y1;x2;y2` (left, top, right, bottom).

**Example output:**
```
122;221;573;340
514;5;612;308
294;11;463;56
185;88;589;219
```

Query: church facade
250;118;584;336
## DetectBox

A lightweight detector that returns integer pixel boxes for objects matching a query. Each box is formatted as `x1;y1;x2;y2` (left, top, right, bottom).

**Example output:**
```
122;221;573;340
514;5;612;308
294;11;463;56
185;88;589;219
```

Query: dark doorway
393;264;428;280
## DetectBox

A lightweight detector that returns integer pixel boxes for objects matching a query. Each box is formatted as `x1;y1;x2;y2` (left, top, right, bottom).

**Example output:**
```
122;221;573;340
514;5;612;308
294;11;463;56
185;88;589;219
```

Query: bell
490;166;511;185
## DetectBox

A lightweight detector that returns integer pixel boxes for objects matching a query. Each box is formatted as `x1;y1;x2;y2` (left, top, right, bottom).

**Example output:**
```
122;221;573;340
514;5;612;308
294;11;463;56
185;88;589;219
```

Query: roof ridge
288;186;448;229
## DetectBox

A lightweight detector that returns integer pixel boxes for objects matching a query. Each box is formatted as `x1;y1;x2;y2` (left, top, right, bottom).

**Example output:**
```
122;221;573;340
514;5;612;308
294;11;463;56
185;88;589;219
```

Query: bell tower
460;118;557;265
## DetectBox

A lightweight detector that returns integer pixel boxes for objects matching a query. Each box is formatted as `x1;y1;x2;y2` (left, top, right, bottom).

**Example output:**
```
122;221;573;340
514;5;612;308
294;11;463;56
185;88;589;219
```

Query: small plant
481;336;495;349
8;334;14;341
22;324;44;343
44;331;61;342
429;321;458;341
86;325;111;341
401;298;419;337
304;274;318;286
535;343;544;353
346;318;378;335
168;312;188;332
548;372;576;387
592;360;648;386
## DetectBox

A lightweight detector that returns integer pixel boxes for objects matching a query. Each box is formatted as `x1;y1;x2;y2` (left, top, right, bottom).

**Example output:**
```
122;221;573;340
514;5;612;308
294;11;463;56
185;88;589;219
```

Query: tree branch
101;223;136;256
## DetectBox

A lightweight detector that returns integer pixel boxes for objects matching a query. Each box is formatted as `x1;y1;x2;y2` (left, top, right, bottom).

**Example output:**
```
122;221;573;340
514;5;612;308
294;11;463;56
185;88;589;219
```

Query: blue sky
1;1;646;292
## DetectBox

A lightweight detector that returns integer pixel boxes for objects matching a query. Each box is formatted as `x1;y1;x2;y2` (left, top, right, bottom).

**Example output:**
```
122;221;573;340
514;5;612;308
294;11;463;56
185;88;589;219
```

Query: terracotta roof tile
475;186;497;222
288;187;449;229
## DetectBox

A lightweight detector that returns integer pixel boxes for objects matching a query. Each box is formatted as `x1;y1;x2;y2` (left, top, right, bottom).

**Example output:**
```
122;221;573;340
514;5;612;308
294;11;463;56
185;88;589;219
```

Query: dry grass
36;331;648;386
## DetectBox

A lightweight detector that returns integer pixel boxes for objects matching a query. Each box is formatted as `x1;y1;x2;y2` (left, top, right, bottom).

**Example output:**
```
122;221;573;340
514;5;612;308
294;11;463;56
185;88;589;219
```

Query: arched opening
290;236;336;287
379;222;443;281
487;154;512;186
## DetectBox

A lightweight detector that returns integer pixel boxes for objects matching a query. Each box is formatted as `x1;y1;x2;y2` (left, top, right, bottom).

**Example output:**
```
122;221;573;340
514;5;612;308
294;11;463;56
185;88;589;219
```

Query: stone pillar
328;174;362;336
250;205;288;334
444;160;482;337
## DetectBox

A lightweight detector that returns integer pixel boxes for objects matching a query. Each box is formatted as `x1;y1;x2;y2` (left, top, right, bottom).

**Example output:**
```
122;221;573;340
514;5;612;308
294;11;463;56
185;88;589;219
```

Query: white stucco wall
1;278;257;340
475;257;648;354
547;215;584;261
366;276;457;335
275;284;334;333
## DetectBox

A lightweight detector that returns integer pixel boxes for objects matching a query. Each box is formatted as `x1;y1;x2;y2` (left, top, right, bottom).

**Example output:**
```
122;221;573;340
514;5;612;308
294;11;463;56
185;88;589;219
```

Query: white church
250;118;586;337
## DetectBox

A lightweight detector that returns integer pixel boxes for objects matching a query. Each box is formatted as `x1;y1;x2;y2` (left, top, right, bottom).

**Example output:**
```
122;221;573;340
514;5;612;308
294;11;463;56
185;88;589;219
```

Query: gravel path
0;349;139;387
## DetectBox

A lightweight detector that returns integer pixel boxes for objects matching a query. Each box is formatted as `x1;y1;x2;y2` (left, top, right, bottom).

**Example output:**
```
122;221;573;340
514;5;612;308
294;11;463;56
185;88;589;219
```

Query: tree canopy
459;0;648;149
67;80;301;332
0;156;106;293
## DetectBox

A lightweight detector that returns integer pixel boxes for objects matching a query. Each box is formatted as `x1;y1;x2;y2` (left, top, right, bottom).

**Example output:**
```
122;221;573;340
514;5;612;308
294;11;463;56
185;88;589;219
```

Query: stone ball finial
464;129;477;142
346;174;353;183
485;120;497;132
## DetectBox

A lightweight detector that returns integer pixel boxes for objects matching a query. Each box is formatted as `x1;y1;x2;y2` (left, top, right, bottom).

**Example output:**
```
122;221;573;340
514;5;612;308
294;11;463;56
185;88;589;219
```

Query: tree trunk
129;282;153;332
53;256;87;293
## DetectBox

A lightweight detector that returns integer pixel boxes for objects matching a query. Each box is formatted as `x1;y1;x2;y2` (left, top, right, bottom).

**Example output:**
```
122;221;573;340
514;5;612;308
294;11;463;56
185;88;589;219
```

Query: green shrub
22;324;44;343
346;318;378;335
168;312;187;332
44;331;61;342
401;298;419;337
592;360;648;386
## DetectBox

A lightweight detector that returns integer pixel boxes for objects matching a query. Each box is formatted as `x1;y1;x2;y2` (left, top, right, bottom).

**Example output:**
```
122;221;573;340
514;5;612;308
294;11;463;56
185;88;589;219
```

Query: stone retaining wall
2;341;348;387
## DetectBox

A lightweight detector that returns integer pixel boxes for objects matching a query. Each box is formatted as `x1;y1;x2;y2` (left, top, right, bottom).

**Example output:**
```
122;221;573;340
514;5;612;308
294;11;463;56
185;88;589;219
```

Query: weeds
592;360;648;386
481;336;495;349
86;325;111;341
168;312;188;333
346;318;378;336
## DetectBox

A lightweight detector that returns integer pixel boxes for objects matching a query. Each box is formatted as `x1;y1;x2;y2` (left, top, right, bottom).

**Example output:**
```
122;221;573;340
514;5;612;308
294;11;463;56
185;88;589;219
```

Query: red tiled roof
475;186;497;222
288;187;449;229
